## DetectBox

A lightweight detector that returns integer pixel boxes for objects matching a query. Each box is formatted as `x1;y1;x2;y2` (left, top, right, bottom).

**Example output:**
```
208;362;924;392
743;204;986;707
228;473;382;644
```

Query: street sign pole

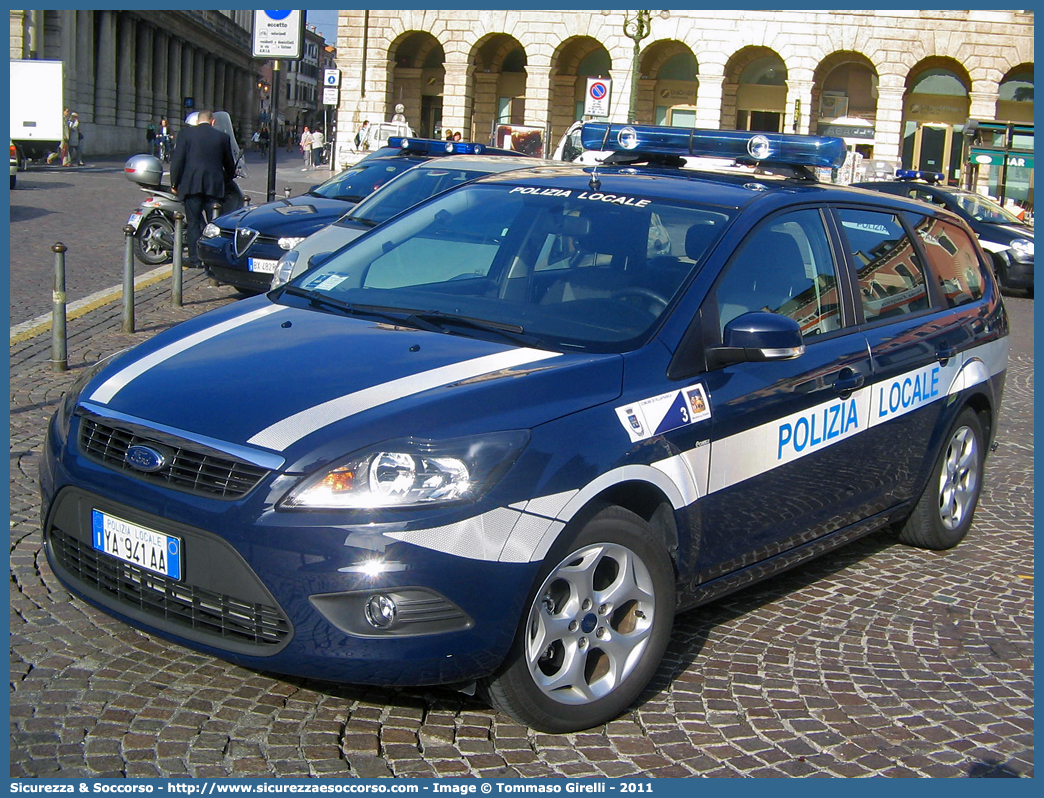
253;10;305;202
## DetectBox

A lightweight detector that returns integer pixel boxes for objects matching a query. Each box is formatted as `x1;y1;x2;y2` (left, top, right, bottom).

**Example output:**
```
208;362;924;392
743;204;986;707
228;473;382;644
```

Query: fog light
364;594;397;629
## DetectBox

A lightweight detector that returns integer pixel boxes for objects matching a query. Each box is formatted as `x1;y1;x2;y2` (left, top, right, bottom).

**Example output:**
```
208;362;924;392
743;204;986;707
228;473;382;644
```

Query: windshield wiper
412;311;551;350
281;287;442;332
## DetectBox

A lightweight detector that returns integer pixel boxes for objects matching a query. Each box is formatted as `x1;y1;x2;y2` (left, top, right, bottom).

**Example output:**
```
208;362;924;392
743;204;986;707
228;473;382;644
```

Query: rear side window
838;209;930;323
908;214;986;307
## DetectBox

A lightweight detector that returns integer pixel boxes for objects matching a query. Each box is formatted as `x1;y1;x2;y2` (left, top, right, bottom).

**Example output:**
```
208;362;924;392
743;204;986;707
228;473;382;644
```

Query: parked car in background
199;138;520;294
11;141;19;188
853;170;1034;295
273;153;556;288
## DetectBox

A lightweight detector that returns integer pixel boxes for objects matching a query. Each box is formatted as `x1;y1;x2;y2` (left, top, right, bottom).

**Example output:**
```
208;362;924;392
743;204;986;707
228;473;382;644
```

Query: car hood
986;223;1034;241
79;297;623;473
218;195;358;238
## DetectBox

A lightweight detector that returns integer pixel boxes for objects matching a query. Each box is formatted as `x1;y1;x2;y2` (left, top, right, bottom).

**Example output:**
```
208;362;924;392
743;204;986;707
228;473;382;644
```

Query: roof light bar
388;137;485;156
580;123;848;170
895;169;944;183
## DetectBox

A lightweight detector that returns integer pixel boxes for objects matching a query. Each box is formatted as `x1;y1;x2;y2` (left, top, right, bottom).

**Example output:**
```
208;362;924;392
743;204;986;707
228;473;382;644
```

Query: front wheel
134;215;174;265
484;505;675;732
897;407;985;550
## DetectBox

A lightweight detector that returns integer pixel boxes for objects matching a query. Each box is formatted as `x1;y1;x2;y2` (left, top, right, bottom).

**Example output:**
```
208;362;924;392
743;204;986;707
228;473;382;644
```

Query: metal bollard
206;203;223;288
51;243;68;372
172;212;184;307
284;186;291;198
122;225;135;333
243;194;251;207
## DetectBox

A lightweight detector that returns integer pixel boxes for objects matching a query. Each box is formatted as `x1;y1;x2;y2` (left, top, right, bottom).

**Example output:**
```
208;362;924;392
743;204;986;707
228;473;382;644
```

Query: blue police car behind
40;124;1008;733
197;137;507;294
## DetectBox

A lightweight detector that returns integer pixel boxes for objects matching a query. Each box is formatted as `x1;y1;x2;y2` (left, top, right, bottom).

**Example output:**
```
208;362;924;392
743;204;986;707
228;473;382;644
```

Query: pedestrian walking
60;108;71;165
355;120;370;151
286;126;296;153
299;126;312;165
67;112;84;165
310;127;325;168
169;109;236;273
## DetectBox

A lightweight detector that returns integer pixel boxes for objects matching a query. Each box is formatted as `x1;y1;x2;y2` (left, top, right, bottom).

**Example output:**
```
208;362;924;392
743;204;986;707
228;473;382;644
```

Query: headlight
1009;237;1034;260
278;236;307;251
202;223;221;239
282;431;529;510
272;251;298;289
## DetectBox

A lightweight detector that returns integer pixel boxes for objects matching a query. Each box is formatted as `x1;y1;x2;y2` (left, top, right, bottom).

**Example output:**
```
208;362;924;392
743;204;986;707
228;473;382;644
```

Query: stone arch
549;36;612;136
996;63;1033;123
387;30;445;137
638;39;698;126
469;34;529;138
722;46;788;131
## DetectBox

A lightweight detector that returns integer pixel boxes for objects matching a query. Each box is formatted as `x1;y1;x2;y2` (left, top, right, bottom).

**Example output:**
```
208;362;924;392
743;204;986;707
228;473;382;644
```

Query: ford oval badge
125;445;167;473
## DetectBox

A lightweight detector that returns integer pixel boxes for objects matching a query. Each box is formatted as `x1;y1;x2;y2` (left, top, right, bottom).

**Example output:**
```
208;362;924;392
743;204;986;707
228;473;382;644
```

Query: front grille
49;526;291;649
79;418;268;500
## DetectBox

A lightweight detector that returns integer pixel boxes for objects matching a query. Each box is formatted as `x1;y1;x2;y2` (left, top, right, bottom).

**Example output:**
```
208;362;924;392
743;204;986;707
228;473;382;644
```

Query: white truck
10;59;65;164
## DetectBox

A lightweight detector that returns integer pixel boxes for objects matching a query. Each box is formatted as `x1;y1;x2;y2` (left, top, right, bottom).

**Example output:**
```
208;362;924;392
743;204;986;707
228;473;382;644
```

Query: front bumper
197;236;283;292
1005;254;1034;291
39;414;536;686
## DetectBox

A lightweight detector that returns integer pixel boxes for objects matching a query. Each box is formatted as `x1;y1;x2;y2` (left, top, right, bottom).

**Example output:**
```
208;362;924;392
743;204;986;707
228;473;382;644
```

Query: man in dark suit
170;110;236;270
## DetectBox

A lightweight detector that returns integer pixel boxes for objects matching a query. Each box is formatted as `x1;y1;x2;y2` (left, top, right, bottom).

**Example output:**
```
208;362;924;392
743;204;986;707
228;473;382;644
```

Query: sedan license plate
91;510;182;580
127;211;143;231
249;258;278;274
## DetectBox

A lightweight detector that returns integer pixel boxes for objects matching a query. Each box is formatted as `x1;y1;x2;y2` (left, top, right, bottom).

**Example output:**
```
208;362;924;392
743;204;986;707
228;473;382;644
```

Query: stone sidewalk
9;278;1035;778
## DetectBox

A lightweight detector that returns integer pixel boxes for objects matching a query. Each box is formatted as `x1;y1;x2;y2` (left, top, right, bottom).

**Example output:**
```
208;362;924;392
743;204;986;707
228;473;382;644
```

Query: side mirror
706;311;804;369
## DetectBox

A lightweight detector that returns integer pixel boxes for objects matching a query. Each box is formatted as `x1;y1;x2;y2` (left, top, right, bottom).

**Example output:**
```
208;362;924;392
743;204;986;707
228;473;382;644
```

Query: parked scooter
124;111;247;265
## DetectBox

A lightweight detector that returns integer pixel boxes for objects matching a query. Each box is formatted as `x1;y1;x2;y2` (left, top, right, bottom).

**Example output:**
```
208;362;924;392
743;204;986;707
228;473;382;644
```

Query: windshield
343;165;491;228
311;159;422;203
949;189;1024;225
282;182;735;353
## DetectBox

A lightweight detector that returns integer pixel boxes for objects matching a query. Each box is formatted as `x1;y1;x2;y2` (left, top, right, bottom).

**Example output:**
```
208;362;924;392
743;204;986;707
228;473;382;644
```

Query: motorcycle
124;111;247;266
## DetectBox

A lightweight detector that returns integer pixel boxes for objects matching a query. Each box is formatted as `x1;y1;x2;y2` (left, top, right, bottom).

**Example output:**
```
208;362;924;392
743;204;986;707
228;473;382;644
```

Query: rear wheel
898;408;985;550
134;215;174;265
484;505;675;732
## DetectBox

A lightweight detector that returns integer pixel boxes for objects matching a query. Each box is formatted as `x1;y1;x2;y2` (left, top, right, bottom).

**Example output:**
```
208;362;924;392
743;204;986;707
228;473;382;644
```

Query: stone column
76;11;96;117
60;10;77;116
472;71;499;143
550;74;576;142
694;74;725;130
204;54;217;112
873;83;906;163
94;10;117;126
181;44;195;127
214;60;226;113
153;32;169;122
525;59;553;136
785;79;814;135
968;87;999;195
114;14;137;129
441;60;472;140
136;24;154;129
168;38;183;125
194;49;206;112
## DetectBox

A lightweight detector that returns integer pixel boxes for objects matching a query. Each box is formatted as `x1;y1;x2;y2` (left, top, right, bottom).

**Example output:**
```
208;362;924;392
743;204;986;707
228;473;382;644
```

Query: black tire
134;215;174;265
483;505;675;733
10;174;14;189
898;408;985;550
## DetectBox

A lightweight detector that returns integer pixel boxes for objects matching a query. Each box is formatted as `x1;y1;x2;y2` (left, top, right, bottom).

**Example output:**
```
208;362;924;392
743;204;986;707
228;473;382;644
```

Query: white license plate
127;211;143;231
249;258;278;274
91;510;182;580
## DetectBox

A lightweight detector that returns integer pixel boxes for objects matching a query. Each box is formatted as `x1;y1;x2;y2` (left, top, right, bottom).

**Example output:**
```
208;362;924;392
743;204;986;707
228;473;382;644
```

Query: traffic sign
324;69;341;88
252;10;305;59
323;87;339;106
585;78;611;118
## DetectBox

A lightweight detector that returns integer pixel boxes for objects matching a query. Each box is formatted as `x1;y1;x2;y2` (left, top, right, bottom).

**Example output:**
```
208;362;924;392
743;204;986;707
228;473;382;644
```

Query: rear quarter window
907;214;986;308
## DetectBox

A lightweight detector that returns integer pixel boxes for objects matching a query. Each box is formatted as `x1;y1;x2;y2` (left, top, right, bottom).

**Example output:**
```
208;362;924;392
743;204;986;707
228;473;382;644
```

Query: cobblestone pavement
9;276;1034;778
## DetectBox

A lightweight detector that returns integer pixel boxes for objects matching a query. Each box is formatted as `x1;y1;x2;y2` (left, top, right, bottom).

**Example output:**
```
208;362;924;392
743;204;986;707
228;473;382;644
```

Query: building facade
333;9;1034;201
10;9;261;154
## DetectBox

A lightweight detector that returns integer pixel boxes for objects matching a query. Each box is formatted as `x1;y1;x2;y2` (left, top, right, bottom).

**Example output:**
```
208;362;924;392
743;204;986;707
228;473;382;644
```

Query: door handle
834;367;865;396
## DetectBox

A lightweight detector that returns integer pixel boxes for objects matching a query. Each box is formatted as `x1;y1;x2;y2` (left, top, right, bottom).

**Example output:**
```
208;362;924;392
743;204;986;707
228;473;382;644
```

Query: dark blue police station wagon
41;124;1008;732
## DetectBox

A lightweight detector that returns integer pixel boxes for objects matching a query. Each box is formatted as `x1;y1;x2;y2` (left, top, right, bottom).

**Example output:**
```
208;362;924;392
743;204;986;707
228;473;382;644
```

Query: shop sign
821;124;875;140
970;150;1034;168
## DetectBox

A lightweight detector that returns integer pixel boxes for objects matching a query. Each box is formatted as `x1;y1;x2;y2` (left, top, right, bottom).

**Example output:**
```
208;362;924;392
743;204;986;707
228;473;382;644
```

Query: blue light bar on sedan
895;169;944;183
580;123;848;170
388;137;486;156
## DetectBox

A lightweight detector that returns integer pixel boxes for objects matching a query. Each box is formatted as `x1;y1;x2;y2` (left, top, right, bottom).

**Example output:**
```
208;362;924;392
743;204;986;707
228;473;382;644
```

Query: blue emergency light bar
388;137;485;155
580;123;848;170
895;169;944;183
